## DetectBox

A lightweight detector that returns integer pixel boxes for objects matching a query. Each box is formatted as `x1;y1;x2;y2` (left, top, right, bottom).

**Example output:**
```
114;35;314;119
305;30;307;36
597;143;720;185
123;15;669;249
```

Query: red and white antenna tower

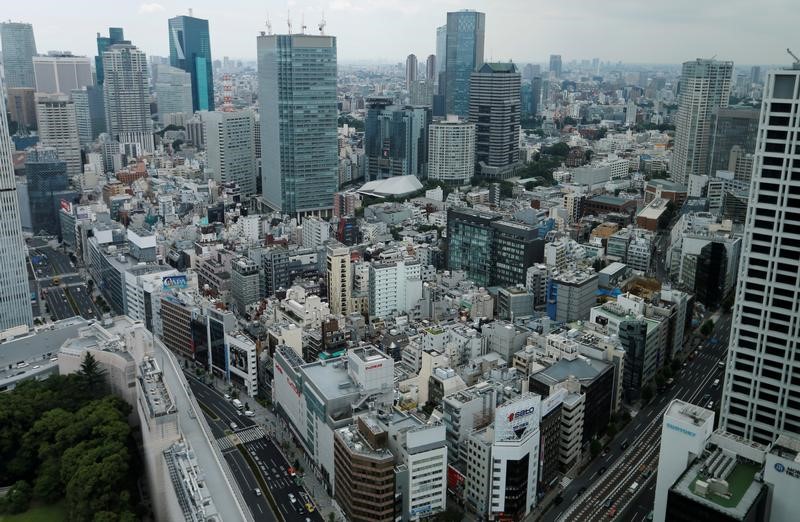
222;74;233;112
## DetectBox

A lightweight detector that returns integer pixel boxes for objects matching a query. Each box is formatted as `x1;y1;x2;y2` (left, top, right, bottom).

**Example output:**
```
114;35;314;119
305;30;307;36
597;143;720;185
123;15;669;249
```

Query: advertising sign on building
494;393;541;442
162;274;188;290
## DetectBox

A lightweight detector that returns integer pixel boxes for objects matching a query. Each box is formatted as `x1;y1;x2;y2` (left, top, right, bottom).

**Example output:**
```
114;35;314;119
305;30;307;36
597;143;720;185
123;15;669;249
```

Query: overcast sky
5;0;797;66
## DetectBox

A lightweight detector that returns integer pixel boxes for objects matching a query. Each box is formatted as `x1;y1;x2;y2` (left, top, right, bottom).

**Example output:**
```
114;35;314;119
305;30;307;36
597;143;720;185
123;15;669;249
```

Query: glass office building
95;27;125;86
168;15;214;111
444;10;485;118
257;34;338;217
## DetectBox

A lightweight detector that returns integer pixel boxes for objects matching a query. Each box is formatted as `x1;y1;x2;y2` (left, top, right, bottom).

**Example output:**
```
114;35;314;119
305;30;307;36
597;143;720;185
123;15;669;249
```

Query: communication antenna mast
318;11;326;35
265;14;272;35
788;48;800;67
287;10;292;35
222;74;233;112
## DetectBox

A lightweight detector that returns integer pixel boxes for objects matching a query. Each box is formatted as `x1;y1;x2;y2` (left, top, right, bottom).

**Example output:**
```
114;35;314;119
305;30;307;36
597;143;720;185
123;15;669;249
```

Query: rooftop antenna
301;12;307;34
318;11;326;35
788;48;800;67
189;8;193;17
287;10;292;35
265;13;272;35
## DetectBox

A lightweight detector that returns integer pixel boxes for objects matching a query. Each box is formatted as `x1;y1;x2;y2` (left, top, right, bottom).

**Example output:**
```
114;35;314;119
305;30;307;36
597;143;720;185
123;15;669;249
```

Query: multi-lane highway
186;374;322;522
543;313;731;522
42;284;100;321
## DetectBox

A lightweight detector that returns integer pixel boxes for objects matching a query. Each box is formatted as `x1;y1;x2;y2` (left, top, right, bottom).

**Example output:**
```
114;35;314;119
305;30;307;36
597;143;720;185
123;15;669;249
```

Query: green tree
701;319;715;337
0;480;32;514
78;352;107;396
590;439;602;458
543;142;570;157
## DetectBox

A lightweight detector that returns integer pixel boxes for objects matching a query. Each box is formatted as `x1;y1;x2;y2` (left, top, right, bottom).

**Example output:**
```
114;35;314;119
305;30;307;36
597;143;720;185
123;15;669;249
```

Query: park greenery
0;353;141;521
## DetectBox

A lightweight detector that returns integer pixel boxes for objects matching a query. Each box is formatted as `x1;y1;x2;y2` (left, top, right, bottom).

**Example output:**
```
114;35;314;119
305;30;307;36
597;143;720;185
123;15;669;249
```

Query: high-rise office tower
203;110;257;195
469;63;521;179
671;59;733;185
436;25;447;76
102;43;151;139
707;106;760;177
0;22;37;88
35;94;82;177
168;15;214;111
549;54;562;79
71;87;106;146
154;64;193;118
0;78;34;331
327;241;353;316
95;27;125;86
531;76;542;116
750;65;761;85
426;54;436;82
719;67;800;445
405;54;418;89
428;115;475;185
444;10;485;118
6;88;37;130
258;33;338;218
364;97;431;180
24;147;71;237
32;53;93;94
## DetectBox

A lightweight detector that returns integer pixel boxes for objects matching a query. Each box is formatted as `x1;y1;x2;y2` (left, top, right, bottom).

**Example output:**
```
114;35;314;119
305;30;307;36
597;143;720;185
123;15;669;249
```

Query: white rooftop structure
357;175;423;198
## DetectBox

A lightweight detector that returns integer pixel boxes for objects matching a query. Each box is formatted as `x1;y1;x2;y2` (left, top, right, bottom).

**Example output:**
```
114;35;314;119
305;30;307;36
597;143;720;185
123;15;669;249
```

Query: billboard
60;199;73;214
162;274;188;290
494;394;541;442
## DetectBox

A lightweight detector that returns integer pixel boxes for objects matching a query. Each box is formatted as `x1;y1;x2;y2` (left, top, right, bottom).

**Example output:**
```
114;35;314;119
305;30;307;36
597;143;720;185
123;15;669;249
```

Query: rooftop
532;356;610;385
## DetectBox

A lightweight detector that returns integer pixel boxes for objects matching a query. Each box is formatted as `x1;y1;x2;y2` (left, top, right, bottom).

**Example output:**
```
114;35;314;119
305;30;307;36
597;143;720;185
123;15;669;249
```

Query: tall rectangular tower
95;27;125;86
168;15;214;111
102;43;151;139
719;66;800;445
444;10;485;118
671;59;733;185
35;94;82;177
203;110;257;195
257;33;338;218
0;22;37;88
0;77;34;331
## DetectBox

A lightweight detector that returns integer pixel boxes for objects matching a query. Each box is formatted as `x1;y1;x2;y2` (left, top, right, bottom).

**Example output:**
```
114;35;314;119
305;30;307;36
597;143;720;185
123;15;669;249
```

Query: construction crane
318;11;326;35
287;10;292;35
788;48;800;66
265;14;272;35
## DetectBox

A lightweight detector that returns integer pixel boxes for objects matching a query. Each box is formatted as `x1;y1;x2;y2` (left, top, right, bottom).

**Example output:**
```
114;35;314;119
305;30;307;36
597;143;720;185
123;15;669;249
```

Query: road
186;374;322;522
66;285;100;320
43;286;77;320
543;313;731;522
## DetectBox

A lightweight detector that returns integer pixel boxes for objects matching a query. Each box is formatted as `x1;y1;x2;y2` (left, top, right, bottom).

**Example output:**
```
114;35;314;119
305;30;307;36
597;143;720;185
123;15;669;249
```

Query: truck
232;398;243;410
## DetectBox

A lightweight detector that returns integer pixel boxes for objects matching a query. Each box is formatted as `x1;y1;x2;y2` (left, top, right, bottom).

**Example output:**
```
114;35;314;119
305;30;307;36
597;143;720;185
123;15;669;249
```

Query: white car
254;488;262;496
224;394;232;401
244;410;255;417
230;422;238;430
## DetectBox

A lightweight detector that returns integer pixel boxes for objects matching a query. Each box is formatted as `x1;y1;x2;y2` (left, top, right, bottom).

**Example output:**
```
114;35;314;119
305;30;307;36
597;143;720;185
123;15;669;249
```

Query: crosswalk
216;425;266;451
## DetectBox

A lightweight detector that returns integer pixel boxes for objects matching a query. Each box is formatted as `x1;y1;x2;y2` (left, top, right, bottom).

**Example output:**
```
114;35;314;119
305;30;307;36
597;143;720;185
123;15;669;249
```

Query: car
236;410;242;416
32;365;40;369
712;378;720;387
707;401;715;409
718;361;725;368
224;394;232;401
229;422;238;430
607;506;617;517
682;361;688;368
254;488;261;496
305;502;315;512
629;482;639;492
598;466;607;476
603;496;614;508
553;495;564;505
288;467;297;477
289;494;297;504
578;486;587;496
701;394;711;405
244;410;255;417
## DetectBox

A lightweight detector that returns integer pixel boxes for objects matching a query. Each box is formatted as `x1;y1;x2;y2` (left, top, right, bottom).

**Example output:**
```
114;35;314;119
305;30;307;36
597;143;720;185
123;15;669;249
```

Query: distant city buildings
102;42;151;139
0;22;37;88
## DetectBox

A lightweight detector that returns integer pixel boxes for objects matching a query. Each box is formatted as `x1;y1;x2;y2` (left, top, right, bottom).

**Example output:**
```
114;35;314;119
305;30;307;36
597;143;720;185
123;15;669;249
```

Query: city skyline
3;0;797;65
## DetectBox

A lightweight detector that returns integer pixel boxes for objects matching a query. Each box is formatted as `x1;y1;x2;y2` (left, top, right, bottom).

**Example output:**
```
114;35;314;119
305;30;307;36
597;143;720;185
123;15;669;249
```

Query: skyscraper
204;110;257;195
32;53;93;94
154;64;193;118
405;54;418;89
95;27;125;86
707;106;760;177
435;25;447;76
719;67;800;445
0;77;34;331
35;94;82;177
168;15;214;111
428;115;475;185
71;86;106;146
24;147;71;237
444;10;485;118
364;98;431;180
0;22;37;88
671;59;733;185
469;63;521;179
549;54;562;79
426;54;436;82
257;33;338;218
102;43;151;139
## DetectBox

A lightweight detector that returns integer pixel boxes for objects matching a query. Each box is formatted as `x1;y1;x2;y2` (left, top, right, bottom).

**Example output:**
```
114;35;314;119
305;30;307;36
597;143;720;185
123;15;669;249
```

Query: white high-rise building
369;259;422;318
301;216;330;249
203;110;257;196
428;115;475;185
32;53;93;94
671;59;733;185
0;77;35;332
154;64;193;119
35;93;82;176
102;43;151;139
720;66;800;445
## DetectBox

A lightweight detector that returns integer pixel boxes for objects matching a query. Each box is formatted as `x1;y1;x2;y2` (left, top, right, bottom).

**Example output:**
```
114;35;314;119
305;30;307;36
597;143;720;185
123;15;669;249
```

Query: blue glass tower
168;15;214;112
95;27;125;85
25;148;73;237
444;10;485;118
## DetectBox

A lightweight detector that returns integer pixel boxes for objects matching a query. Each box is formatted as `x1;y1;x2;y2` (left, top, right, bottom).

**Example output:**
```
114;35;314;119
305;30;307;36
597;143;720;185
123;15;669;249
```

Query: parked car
244;410;255;417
